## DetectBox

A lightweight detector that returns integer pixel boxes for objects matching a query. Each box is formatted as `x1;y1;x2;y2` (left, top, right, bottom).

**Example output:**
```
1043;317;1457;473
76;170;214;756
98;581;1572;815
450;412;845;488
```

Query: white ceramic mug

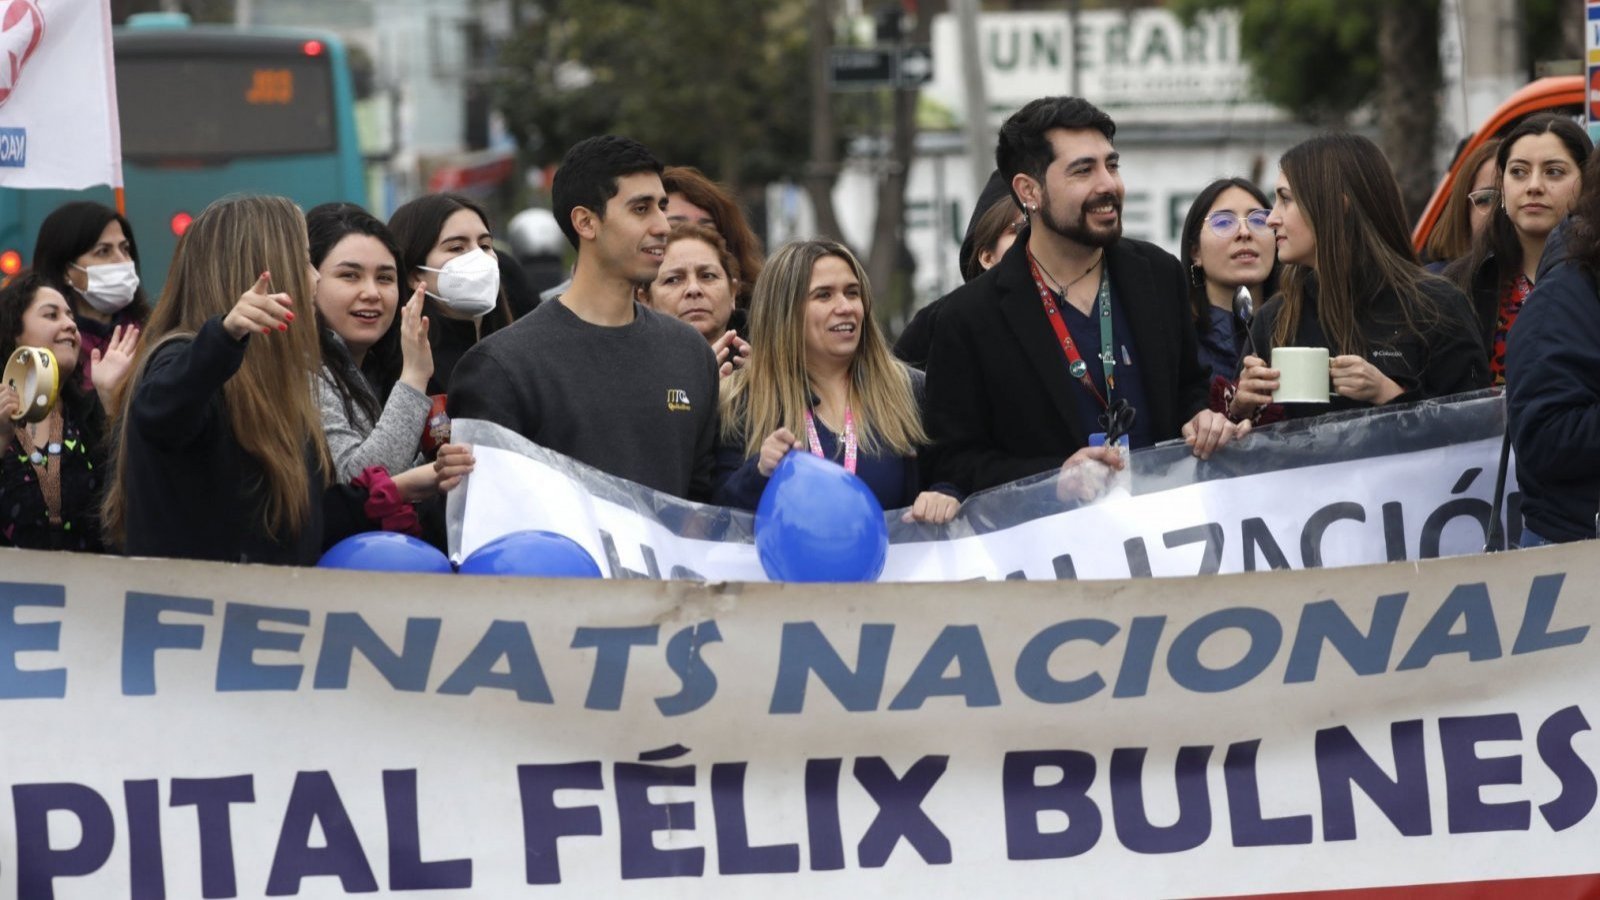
1272;347;1331;404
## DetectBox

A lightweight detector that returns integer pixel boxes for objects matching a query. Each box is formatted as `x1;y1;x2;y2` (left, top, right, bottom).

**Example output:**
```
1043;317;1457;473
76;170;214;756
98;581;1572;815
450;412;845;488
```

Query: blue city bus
0;13;367;296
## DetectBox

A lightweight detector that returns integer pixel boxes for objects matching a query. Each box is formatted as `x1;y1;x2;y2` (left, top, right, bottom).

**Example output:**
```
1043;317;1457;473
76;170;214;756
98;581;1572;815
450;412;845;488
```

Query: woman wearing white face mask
388;193;514;395
33;201;148;395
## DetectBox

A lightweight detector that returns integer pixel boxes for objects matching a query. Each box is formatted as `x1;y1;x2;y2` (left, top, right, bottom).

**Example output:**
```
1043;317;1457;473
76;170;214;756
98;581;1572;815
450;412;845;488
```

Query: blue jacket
1505;259;1600;543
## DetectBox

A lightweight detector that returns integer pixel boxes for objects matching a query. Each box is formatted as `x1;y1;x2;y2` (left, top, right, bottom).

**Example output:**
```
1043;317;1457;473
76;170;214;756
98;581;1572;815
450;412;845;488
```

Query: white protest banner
452;392;1517;582
2;540;1598;898
0;0;121;188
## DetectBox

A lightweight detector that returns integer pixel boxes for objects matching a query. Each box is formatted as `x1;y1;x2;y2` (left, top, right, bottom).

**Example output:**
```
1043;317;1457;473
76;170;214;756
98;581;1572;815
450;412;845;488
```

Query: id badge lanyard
804;406;857;474
1027;251;1116;407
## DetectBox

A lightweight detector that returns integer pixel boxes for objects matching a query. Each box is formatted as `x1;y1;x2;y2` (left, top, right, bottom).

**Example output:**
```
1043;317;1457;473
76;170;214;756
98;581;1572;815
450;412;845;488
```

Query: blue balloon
459;529;603;578
755;451;888;582
318;531;452;574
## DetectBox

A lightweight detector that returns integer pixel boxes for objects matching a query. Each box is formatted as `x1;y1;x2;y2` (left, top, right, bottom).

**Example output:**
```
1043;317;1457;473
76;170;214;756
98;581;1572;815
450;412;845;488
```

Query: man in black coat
924;96;1249;495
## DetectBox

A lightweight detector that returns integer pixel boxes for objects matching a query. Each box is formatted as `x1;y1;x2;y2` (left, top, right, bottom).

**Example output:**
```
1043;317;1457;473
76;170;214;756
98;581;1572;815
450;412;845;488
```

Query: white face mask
419;249;500;317
71;261;140;314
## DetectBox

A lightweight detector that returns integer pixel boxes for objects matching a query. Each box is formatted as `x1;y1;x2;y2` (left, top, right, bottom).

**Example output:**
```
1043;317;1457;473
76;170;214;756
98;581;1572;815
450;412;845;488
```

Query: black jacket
120;317;370;564
893;295;945;370
1506;259;1600;543
1249;274;1488;420
923;230;1210;494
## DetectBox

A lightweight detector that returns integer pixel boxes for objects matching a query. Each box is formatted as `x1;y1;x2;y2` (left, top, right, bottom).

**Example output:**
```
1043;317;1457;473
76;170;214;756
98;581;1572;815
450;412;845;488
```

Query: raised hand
222;271;296;341
712;329;751;379
90;323;141;403
398;284;434;391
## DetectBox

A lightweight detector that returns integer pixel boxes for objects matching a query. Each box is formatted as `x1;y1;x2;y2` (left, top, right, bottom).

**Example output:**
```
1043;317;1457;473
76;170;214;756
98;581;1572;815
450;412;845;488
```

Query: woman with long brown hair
714;240;959;523
102;195;468;563
1449;116;1589;382
1229;134;1487;422
1424;138;1502;269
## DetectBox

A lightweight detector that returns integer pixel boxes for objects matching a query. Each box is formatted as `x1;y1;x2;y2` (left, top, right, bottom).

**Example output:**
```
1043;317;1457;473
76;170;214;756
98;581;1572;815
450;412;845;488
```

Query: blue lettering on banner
0;128;25;167
0;581;66;699
95;571;1590;711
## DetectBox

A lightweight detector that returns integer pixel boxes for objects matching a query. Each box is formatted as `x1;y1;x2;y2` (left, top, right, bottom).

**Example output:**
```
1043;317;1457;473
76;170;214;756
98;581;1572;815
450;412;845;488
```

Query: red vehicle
1411;76;1585;254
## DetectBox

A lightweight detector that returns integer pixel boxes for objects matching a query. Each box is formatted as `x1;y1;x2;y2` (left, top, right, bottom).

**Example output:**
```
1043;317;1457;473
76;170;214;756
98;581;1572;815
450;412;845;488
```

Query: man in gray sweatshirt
447;135;719;500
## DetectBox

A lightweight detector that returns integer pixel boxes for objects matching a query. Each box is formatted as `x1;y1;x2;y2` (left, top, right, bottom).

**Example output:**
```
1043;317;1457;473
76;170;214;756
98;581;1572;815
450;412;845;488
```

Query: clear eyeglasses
1207;208;1272;236
1468;189;1499;210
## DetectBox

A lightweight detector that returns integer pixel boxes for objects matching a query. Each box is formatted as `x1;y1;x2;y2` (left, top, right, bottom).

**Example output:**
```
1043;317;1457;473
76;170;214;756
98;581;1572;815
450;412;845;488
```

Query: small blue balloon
459;529;603;578
318;531;452;574
756;451;888;582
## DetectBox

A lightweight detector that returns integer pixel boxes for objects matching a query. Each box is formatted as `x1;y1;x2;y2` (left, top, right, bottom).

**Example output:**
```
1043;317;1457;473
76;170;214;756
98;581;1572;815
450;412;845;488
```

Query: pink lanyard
804;406;857;474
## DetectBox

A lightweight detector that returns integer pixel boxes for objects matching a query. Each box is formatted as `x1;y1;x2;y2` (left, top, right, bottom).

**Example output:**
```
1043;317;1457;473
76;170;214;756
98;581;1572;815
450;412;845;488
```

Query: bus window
117;56;336;161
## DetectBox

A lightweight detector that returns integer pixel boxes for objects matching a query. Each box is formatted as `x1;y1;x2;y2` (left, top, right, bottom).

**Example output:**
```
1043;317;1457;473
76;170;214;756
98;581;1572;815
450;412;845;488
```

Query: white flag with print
0;0;121;189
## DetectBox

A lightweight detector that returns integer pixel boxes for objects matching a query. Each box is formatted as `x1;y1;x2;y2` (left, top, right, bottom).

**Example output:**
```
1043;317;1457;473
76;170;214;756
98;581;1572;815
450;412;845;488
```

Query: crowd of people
3;94;1596;565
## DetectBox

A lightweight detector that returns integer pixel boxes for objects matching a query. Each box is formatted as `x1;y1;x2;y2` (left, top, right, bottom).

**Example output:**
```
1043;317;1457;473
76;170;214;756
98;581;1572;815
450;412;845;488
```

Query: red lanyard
1027;249;1114;408
804;406;857;474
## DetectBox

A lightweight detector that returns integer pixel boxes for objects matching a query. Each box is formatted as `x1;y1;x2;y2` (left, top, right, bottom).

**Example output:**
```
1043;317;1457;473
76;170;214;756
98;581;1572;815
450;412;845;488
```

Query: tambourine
3;346;60;424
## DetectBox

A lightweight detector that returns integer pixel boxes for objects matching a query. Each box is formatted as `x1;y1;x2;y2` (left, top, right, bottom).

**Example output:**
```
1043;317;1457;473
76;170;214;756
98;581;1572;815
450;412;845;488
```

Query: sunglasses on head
1468;189;1499;210
1206;209;1271;236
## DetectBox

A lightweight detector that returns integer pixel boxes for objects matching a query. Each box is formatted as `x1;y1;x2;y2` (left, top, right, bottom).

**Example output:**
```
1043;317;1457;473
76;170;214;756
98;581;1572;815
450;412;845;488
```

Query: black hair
551;135;664;249
1460;114;1592;297
995;96;1116;207
1178;177;1279;326
306;202;404;425
0;269;48;364
385;192;513;374
31;201;151;325
0;269;87;408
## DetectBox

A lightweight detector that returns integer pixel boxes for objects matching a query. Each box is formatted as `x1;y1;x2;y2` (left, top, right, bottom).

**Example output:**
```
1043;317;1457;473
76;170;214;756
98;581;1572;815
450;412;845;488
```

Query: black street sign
829;45;934;92
829;47;896;91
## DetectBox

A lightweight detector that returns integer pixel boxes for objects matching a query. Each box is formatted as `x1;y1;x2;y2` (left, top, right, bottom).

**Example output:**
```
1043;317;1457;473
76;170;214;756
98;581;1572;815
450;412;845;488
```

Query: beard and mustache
1036;190;1123;248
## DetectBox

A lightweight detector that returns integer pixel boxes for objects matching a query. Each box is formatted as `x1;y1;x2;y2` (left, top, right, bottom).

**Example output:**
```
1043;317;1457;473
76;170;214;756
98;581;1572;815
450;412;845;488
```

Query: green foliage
1525;0;1579;70
494;0;812;188
1172;0;1383;123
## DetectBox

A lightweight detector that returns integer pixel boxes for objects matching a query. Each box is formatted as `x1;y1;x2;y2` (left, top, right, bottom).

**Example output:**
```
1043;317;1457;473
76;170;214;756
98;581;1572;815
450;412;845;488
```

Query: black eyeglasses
1468;189;1499;210
1206;209;1271;237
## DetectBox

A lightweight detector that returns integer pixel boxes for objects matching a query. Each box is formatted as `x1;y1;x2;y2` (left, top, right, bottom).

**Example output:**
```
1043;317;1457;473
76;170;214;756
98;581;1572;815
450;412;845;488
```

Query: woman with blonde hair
102;195;468;563
714;239;960;523
1230;134;1487;422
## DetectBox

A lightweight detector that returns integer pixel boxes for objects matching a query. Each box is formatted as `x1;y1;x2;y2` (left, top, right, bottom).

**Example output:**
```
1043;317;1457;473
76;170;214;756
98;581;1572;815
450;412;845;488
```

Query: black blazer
923;229;1210;494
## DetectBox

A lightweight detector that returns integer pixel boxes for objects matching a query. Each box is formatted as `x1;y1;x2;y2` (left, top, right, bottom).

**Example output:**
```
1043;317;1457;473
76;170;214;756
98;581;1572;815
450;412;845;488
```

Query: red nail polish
284;311;295;321
279;323;288;332
262;328;271;335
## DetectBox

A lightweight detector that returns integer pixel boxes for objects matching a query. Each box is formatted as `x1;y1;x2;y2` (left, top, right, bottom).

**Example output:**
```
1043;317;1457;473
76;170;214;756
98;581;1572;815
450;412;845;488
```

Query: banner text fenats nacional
2;542;1598;897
